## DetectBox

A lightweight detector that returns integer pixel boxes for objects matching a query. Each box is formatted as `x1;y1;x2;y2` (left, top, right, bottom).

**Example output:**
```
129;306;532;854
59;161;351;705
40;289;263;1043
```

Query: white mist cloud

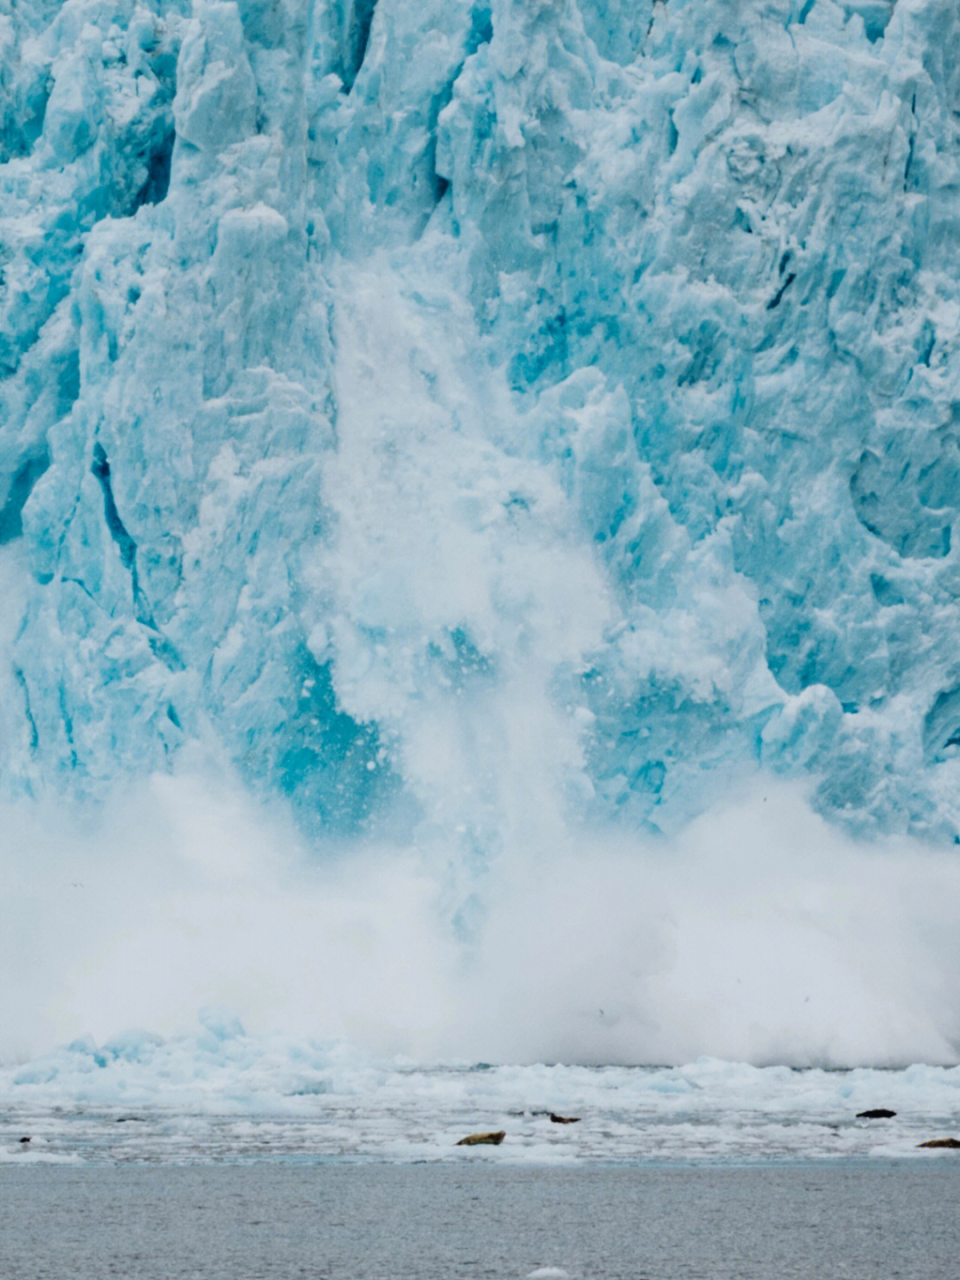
2;771;959;1068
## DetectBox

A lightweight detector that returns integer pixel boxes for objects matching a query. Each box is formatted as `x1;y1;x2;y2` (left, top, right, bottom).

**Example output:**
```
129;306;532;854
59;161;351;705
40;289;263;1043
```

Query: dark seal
456;1130;506;1146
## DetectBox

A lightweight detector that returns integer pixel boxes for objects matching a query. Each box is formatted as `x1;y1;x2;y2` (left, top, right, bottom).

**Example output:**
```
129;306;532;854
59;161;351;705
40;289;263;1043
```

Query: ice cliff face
4;0;960;849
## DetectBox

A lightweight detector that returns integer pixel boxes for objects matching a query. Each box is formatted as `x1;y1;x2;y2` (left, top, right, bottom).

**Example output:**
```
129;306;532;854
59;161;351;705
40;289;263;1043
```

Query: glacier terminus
4;0;960;1069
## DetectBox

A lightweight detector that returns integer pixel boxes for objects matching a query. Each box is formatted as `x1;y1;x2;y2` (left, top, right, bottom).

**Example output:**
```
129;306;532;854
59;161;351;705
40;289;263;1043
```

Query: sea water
2;1161;960;1279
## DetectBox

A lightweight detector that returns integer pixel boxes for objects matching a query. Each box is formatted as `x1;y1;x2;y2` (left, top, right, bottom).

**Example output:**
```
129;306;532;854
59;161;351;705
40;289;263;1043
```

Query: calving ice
2;0;960;1070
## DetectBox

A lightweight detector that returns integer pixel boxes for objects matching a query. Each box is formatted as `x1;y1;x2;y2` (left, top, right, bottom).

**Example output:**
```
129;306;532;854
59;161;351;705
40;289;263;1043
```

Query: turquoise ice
3;0;960;848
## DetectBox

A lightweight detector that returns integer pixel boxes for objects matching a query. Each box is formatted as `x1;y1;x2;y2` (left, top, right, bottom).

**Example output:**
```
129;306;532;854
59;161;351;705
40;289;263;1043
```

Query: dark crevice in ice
58;682;78;767
90;442;184;669
846;0;896;44
0;447;51;545
422;6;494;215
64;576;98;604
923;687;960;762
13;668;39;752
917;320;935;366
904;94;917;190
341;0;378;93
466;5;493;55
420;6;493;214
91;444;139;586
57;349;81;414
766;272;796;311
133;126;175;209
147;632;185;670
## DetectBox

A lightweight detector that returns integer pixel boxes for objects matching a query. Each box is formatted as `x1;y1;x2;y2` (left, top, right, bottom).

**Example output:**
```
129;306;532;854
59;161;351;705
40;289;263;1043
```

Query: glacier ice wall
4;0;960;853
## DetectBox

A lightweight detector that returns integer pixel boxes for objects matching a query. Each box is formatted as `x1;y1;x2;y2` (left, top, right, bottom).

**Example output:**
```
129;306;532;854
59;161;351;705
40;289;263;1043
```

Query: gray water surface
2;1161;959;1279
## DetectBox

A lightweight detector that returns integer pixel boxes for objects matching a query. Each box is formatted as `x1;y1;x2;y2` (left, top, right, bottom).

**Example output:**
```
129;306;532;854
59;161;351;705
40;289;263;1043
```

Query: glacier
4;0;960;1068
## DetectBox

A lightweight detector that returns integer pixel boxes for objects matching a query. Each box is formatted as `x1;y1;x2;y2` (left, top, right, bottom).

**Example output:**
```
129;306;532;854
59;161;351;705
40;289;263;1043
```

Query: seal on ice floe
456;1130;506;1146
